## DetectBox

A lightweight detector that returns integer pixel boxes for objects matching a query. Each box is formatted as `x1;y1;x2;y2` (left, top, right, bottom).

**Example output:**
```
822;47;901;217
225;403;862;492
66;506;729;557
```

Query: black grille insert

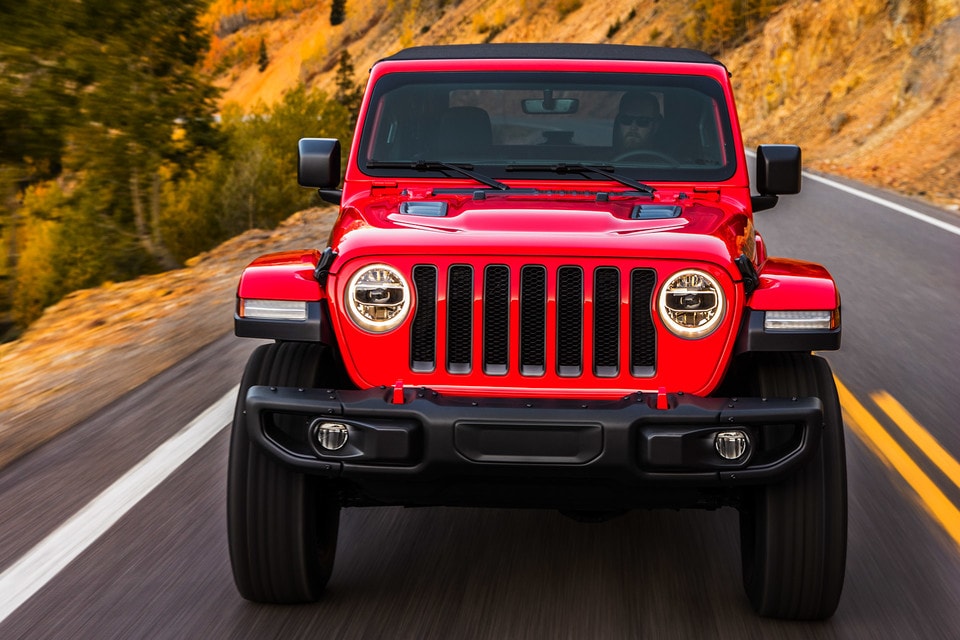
520;266;547;376
593;267;620;377
447;265;474;374
410;265;437;372
556;266;583;376
483;265;510;375
630;269;657;376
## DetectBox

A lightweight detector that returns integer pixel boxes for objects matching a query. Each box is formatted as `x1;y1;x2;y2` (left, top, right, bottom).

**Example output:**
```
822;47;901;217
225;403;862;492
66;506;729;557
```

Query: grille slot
520;266;547;376
410;265;437;372
409;263;657;379
593;267;620;377
483;265;510;375
630;269;657;376
556;266;583;376
446;265;474;374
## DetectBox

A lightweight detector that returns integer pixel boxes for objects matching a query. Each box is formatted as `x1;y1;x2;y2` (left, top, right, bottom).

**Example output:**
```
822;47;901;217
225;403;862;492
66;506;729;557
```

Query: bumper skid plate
245;385;823;489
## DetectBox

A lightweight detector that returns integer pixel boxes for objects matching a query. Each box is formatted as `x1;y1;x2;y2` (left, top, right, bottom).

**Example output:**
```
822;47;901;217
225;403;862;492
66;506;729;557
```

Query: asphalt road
1;171;959;639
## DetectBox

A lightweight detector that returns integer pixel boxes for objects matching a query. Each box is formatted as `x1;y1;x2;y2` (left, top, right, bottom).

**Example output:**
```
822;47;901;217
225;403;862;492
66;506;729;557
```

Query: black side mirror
752;144;801;212
298;138;342;205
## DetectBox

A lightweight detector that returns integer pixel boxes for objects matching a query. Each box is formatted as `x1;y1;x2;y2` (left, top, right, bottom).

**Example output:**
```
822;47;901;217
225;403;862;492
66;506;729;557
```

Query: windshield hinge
735;255;759;296
314;247;338;286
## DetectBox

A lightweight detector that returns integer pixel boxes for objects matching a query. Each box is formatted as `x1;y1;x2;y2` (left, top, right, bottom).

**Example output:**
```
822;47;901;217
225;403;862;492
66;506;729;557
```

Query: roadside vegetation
0;1;358;338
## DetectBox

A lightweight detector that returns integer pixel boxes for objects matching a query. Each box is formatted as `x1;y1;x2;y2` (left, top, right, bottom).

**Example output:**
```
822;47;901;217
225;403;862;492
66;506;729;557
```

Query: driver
613;91;663;153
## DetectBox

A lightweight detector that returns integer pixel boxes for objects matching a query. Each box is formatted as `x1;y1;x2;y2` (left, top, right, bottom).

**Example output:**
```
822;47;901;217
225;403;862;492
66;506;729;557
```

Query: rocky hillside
727;0;960;208
211;0;960;209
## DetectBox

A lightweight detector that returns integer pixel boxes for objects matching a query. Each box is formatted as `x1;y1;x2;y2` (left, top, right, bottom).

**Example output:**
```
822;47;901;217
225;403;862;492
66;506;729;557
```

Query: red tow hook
656;386;669;410
393;379;405;404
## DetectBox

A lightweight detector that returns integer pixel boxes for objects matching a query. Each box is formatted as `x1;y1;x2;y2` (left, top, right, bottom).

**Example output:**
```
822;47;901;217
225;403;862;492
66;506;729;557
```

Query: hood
330;189;754;273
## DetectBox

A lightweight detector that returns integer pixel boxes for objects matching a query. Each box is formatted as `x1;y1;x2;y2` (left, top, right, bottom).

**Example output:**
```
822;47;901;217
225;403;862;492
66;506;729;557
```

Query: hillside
208;0;960;210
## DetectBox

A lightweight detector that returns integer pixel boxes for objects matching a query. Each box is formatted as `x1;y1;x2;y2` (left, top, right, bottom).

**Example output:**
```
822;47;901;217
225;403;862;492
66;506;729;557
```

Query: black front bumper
244;385;822;509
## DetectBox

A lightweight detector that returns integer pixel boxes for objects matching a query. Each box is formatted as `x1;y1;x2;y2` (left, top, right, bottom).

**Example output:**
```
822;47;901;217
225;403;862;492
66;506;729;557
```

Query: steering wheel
613;149;679;164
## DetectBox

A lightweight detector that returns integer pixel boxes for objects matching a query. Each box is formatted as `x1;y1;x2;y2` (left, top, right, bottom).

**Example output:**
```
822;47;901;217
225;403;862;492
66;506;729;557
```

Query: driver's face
619;106;660;148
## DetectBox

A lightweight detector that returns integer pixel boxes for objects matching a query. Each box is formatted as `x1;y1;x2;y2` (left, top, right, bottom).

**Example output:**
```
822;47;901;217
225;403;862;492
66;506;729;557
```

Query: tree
1;0;221;327
65;0;220;270
330;0;346;26
334;50;363;127
258;37;269;72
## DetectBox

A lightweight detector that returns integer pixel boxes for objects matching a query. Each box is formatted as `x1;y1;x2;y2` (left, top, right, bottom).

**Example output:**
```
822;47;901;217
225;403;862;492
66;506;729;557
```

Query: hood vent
400;201;448;217
631;204;682;219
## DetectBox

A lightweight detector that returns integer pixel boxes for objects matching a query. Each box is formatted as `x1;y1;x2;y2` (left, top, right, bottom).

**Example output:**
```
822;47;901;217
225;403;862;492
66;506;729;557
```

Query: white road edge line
0;385;238;624
745;150;960;237
801;172;960;237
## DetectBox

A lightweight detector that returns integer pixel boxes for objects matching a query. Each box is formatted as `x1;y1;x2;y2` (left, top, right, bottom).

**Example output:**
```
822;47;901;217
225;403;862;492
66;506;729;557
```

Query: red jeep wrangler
229;44;846;619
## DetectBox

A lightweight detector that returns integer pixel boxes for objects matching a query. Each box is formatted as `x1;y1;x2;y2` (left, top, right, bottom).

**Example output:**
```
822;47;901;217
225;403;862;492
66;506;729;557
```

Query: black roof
380;43;723;66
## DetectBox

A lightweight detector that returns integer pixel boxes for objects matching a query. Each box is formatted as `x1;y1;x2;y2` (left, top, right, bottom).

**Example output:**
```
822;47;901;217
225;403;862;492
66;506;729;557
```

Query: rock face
727;4;960;206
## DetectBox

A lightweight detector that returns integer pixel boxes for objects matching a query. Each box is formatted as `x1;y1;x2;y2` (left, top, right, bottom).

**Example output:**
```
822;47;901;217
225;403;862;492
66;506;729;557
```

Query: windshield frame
356;70;738;184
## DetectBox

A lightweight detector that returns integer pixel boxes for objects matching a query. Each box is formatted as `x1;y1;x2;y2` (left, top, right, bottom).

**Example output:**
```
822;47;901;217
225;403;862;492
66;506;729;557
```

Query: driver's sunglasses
620;115;658;127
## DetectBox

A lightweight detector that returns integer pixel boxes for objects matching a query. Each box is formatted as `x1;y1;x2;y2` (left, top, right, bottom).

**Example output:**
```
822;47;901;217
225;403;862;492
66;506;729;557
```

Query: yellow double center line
835;377;960;549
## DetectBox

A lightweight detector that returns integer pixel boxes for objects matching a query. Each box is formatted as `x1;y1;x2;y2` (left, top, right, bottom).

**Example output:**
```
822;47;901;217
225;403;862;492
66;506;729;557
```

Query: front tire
737;353;847;620
227;342;341;603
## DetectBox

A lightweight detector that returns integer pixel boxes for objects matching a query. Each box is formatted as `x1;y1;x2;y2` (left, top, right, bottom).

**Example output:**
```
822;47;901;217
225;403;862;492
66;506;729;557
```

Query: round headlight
658;269;725;338
345;264;411;332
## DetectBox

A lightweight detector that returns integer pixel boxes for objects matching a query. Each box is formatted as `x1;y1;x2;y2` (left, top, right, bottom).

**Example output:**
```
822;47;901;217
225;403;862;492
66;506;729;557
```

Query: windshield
358;71;737;183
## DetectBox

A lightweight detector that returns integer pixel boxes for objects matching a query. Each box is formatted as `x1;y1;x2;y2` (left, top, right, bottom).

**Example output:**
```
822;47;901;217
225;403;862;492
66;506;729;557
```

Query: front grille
410;263;657;379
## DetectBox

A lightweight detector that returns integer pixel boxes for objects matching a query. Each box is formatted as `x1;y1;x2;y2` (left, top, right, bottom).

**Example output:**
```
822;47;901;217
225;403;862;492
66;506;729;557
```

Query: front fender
735;257;841;353
235;250;333;342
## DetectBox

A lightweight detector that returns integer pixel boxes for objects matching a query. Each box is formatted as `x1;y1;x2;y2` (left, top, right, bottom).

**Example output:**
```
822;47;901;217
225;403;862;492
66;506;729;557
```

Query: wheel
612;149;679;164
227;342;341;603
737;353;847;619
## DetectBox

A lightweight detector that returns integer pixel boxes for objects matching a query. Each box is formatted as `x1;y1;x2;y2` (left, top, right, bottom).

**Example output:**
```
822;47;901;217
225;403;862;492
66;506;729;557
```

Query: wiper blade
366;160;509;190
504;163;655;194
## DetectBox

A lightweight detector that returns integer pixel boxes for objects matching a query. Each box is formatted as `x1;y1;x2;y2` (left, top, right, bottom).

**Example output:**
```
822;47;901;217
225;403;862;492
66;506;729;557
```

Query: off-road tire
737;353;847;620
227;342;341;603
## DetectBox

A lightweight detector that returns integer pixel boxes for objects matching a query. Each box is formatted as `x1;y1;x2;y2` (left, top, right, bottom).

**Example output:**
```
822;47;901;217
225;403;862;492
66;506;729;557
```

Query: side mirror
298;138;342;204
752;145;801;212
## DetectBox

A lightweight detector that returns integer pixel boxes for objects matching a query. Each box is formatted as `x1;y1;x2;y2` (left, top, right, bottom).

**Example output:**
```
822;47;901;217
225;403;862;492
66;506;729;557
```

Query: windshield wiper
504;163;655;194
366;160;509;191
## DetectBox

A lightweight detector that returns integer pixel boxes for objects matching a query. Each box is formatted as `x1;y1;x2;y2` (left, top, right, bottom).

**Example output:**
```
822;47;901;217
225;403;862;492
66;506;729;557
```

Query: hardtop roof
379;43;724;67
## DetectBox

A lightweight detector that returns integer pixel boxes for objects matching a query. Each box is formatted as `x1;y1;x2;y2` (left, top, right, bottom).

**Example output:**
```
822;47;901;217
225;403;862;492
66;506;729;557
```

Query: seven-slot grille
411;264;656;378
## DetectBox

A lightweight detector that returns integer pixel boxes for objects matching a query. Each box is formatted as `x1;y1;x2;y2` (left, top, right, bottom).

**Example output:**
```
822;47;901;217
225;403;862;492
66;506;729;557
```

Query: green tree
334;50;364;127
160;87;356;263
0;0;221;328
258;38;270;72
64;0;220;270
330;0;346;26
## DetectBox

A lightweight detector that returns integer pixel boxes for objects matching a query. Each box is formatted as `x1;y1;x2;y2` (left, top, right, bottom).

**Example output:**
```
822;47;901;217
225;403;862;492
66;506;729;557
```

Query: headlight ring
345;263;411;332
658;269;725;338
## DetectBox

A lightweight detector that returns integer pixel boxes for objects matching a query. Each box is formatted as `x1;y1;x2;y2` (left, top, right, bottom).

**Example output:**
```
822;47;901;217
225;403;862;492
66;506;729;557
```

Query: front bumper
245;385;822;509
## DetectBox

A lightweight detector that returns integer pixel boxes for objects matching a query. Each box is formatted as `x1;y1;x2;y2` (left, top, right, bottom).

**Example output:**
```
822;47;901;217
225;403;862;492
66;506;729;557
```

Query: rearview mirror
522;90;579;114
522;99;579;114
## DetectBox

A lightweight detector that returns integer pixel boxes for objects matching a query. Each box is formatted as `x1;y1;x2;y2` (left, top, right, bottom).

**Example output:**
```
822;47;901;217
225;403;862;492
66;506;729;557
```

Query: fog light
310;420;349;451
715;430;749;460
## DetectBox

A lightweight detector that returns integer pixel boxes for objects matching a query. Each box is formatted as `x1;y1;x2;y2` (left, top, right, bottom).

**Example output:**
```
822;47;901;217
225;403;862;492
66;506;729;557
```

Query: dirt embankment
0;207;336;471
